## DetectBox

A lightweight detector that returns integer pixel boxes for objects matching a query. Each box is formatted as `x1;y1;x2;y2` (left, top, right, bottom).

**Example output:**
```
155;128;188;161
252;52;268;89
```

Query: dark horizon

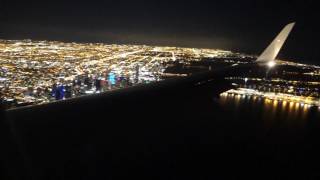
1;0;319;65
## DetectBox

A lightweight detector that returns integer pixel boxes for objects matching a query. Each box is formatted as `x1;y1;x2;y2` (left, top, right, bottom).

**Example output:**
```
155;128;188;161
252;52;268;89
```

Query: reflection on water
219;93;320;128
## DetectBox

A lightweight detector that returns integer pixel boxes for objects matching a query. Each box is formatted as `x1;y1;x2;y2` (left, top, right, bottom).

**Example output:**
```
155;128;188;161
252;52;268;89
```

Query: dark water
4;75;320;179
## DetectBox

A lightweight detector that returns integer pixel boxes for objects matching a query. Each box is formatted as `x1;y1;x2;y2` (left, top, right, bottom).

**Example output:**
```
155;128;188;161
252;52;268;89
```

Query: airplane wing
256;22;295;63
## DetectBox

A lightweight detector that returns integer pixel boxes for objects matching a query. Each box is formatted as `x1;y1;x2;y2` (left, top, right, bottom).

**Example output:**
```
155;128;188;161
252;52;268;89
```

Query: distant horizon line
0;38;317;67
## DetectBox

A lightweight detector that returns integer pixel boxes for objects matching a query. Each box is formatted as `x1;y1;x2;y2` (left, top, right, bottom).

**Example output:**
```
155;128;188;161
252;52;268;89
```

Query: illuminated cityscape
3;0;320;178
1;39;320;109
0;39;235;108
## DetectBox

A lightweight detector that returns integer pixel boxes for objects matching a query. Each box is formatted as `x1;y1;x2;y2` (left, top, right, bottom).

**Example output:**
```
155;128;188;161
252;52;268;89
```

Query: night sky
0;0;319;65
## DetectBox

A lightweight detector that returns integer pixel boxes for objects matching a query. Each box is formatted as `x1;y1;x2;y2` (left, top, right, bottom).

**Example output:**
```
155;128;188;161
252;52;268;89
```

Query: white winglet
256;22;295;63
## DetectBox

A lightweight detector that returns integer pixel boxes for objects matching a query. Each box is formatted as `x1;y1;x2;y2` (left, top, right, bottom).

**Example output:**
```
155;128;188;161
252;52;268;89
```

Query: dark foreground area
2;66;320;179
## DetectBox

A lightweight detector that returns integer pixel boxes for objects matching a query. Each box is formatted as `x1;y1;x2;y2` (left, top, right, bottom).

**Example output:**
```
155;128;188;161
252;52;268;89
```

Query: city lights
1;39;319;110
0;39;234;108
220;88;320;107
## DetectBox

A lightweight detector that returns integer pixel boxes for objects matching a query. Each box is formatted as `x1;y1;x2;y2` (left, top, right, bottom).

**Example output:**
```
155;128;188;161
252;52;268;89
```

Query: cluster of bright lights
267;61;276;68
0;39;236;107
221;88;320;107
